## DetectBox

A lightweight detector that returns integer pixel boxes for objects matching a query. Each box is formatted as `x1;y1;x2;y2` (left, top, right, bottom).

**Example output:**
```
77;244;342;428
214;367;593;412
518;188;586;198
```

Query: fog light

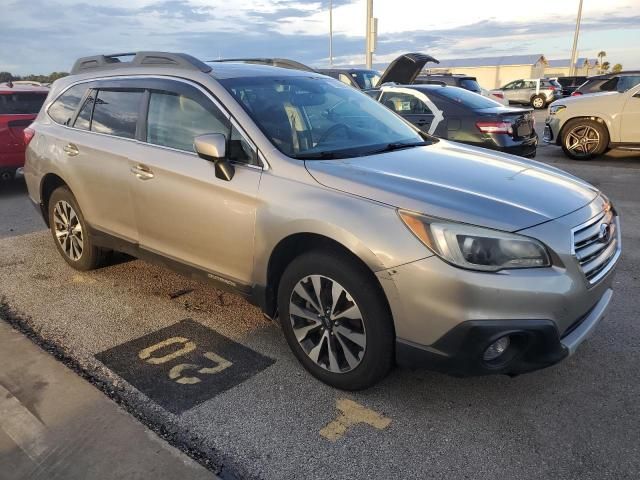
483;336;510;361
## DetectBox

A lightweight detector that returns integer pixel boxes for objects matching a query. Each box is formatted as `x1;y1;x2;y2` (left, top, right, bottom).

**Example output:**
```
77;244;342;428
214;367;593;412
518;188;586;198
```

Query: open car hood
376;53;440;87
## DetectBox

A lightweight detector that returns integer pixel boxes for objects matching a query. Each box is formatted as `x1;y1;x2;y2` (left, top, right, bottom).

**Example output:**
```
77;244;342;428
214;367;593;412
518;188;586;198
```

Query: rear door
49;82;143;242
501;80;523;103
128;78;262;285
620;85;640;143
379;87;444;135
0;91;48;169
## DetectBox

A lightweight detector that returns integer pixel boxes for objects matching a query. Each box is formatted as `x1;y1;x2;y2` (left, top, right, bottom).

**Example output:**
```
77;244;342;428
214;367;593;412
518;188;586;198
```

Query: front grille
572;209;621;285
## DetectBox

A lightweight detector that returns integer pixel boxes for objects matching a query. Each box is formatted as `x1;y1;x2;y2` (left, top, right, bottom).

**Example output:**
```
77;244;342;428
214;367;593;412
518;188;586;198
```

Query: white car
544;82;640;160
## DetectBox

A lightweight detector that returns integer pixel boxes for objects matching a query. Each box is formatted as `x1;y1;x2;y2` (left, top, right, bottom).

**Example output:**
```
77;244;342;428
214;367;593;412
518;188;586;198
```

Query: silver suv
491;78;563;109
24;52;620;389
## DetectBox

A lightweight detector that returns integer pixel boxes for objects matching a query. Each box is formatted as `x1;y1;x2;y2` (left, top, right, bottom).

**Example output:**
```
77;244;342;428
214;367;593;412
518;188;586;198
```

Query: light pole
365;0;373;69
329;0;333;67
569;0;584;76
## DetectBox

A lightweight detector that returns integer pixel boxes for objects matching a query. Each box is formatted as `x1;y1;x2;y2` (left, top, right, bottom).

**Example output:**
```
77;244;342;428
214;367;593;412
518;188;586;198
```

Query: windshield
435;86;503;109
220;75;425;159
350;70;381;89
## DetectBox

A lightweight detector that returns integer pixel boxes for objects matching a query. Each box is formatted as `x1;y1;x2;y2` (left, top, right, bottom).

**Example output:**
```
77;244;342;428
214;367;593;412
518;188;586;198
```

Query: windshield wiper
293;151;346;160
365;141;428;156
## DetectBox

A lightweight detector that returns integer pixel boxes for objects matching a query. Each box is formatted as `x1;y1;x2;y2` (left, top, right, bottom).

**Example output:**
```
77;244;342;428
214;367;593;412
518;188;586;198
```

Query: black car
414;74;482;94
368;84;537;158
555;76;587;96
572;71;640;96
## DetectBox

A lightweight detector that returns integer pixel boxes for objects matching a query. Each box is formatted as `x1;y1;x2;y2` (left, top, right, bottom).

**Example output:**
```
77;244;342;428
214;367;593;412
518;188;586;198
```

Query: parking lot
1;111;640;479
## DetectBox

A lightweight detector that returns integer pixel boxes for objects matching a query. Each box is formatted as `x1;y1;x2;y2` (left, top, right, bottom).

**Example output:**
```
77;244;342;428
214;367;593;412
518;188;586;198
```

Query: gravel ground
1;112;639;479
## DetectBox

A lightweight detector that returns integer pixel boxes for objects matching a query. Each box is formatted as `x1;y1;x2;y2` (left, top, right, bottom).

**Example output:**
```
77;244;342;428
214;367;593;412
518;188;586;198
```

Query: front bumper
396;288;613;376
544;116;562;144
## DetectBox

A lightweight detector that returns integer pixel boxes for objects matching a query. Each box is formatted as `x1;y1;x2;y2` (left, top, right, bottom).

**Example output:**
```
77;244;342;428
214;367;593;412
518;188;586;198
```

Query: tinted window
459;78;481;93
350;71;381;89
615;76;640;92
435;86;503;109
600;77;620;92
48;84;86;125
228;125;257;165
74;91;95;131
91;89;143;139
146;90;228;152
0;92;48;115
380;91;434;115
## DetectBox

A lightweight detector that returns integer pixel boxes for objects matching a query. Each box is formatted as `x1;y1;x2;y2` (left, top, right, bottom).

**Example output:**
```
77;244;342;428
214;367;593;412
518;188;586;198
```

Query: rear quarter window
0;92;48;115
48;84;87;125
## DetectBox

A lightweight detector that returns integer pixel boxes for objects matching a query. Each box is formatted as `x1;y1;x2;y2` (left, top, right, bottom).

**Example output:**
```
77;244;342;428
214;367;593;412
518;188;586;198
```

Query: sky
1;0;639;75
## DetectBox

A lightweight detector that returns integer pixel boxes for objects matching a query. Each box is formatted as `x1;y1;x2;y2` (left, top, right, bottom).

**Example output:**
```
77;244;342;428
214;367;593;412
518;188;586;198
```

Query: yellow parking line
320;398;391;441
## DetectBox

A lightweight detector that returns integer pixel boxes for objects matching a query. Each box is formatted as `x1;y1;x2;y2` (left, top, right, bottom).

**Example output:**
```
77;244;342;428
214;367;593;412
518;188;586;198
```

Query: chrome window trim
45;74;267;169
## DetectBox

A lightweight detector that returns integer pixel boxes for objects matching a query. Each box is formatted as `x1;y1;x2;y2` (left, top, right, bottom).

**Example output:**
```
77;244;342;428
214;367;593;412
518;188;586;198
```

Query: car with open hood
24;51;620;389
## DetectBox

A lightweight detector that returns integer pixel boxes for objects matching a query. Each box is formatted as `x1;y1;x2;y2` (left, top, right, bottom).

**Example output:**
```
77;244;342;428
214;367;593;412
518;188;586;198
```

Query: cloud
0;0;638;74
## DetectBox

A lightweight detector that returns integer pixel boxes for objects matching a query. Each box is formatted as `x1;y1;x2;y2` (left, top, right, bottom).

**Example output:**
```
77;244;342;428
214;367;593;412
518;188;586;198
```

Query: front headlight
549;104;566;115
398;210;551;272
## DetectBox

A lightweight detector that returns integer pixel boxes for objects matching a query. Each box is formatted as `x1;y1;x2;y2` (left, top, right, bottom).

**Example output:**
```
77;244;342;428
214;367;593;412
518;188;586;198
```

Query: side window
91;89;143;139
73;91;95;131
523;81;536;89
228;125;258;166
146;90;229;152
48;84;87;126
380;92;434;115
338;74;352;86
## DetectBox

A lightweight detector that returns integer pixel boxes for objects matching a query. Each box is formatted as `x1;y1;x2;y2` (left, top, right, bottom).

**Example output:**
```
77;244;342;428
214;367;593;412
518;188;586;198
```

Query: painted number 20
138;336;232;385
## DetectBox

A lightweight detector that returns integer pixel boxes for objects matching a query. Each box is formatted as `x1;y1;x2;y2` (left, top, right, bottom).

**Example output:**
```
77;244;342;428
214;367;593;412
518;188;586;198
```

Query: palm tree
597;51;607;73
601;61;611;73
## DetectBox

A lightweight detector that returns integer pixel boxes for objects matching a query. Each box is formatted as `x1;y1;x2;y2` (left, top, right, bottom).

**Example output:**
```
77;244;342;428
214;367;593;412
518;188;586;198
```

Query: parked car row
24;51;620;389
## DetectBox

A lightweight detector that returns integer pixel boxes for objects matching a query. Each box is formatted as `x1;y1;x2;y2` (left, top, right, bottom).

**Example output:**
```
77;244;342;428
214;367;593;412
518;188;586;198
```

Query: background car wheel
278;251;394;390
48;186;108;271
561;118;609;160
531;95;546;109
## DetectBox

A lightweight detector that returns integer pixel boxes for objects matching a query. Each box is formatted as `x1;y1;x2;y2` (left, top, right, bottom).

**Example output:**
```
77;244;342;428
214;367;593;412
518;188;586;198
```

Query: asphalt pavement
1;111;639;479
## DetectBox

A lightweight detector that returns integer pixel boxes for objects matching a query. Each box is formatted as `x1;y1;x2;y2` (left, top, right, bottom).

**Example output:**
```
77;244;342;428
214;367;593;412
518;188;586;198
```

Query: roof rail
209;58;316;73
70;52;212;75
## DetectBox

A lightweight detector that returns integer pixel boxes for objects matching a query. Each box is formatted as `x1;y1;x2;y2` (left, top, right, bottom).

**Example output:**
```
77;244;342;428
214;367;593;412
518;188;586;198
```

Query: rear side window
48;84;87;125
146;90;228;152
0;92;48;115
612;76;640;92
91;89;143;139
74;91;95;131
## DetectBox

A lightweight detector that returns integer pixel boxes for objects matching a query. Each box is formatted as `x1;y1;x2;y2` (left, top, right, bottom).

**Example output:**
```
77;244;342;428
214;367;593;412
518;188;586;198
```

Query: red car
1;83;49;180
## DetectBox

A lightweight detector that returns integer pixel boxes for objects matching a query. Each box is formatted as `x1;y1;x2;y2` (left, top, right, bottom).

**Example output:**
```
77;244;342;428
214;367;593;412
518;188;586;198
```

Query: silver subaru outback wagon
24;52;621;389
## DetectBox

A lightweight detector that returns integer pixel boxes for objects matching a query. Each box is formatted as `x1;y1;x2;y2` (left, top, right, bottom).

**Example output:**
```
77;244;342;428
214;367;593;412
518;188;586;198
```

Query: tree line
0;71;69;84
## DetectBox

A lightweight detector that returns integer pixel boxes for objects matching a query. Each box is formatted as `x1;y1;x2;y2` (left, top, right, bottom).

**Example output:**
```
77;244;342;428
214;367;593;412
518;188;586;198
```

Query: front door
129;80;262;286
620;86;640;143
379;88;444;136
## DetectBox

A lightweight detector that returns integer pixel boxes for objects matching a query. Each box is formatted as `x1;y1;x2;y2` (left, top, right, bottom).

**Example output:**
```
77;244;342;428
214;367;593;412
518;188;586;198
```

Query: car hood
305;141;598;232
552;90;620;106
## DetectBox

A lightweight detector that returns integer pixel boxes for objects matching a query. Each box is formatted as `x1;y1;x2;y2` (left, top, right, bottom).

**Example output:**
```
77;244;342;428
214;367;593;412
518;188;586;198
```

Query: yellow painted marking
320;398;391;442
198;351;233;375
71;274;96;284
167;351;233;384
138;337;196;365
169;363;202;384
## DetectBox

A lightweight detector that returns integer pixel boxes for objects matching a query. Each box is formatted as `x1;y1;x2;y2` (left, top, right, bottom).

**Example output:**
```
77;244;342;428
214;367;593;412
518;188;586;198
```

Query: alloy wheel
565;124;600;157
289;275;366;373
53;200;84;261
532;97;545;108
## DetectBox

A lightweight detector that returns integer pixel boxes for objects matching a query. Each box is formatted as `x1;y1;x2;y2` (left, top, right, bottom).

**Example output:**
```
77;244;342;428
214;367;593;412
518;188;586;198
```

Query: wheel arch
39;173;70;227
259;232;391;321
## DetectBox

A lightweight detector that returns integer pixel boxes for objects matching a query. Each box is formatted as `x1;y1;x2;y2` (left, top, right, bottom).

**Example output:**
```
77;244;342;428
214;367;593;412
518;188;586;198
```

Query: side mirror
194;133;235;181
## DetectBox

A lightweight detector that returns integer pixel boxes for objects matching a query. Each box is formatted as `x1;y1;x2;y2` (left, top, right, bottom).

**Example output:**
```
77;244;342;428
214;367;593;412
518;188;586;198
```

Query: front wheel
278;251;394;390
561;118;609;160
531;95;546;109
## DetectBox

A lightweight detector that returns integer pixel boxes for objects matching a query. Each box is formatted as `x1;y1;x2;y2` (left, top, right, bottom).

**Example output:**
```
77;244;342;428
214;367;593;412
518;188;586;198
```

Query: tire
278;251;394;390
531;95;546;109
561;118;609;160
48;186;108;271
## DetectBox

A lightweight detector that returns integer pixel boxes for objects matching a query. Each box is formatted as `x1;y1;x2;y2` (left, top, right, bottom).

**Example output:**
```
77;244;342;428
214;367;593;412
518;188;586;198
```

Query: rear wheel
561;118;609;160
531;95;546;109
278;251;394;390
48;186;107;270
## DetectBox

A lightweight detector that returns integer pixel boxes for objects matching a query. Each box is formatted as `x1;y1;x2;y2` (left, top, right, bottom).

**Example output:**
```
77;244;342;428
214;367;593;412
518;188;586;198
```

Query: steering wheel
318;123;351;145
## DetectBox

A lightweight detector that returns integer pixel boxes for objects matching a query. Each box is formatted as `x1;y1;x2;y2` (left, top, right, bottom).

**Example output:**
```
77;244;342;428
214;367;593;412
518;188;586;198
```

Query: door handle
63;143;79;156
130;164;155;180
